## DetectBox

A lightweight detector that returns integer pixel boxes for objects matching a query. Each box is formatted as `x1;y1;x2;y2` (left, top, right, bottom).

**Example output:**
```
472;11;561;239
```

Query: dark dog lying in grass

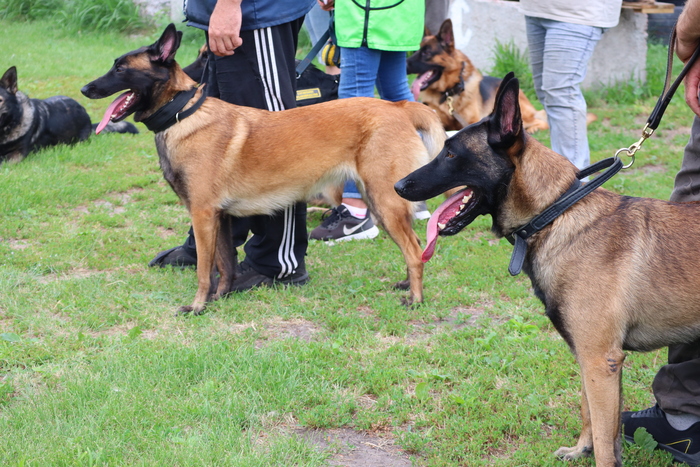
0;66;138;163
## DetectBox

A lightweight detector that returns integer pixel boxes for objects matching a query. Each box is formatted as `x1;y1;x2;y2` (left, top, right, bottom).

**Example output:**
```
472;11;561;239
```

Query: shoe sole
624;434;700;466
414;210;431;220
332;225;380;242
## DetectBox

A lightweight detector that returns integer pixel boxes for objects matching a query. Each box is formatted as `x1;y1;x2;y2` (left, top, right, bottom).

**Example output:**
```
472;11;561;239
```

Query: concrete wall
448;0;649;89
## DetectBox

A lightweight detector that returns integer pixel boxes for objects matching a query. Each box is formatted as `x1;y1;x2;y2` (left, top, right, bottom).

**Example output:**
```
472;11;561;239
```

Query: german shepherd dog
0;66;137;163
395;73;700;466
81;24;446;315
407;19;549;133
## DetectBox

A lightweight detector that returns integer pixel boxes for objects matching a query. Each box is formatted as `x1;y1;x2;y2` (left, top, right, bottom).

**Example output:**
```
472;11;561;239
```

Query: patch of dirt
256;317;320;347
4;238;30;250
36;267;102;284
295;427;413;467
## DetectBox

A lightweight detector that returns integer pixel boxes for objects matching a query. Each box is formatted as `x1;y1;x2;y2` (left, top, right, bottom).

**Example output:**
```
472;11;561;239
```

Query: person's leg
525;16;547;108
531;18;601;170
375;50;414;102
309;46;381;241
622;117;700;466
337;46;381;98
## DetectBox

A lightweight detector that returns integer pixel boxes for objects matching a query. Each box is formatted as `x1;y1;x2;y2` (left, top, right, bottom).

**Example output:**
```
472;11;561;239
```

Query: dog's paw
554;445;592;460
176;305;207;316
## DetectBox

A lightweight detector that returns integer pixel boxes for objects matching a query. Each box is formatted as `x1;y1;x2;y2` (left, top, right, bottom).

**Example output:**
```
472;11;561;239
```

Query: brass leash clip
615;123;655;169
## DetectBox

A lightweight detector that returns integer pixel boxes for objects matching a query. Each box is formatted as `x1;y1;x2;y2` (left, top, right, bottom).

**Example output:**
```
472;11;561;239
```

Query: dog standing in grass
395;73;700;466
81;24;446;315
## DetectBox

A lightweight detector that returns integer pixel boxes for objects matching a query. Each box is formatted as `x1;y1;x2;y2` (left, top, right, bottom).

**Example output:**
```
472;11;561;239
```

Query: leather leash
616;25;700;168
507;24;700;276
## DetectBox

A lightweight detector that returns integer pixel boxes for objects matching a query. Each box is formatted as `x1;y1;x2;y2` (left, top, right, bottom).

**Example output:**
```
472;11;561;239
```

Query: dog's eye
446;152;455;159
115;65;125;74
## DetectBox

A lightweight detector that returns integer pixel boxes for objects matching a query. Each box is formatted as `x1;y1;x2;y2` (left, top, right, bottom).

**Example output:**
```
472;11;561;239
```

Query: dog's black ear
488;73;523;148
150;23;182;64
437;19;454;49
0;66;18;94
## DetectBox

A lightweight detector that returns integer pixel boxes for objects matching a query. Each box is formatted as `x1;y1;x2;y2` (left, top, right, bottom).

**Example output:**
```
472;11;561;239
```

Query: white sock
666;411;700;431
343;203;367;219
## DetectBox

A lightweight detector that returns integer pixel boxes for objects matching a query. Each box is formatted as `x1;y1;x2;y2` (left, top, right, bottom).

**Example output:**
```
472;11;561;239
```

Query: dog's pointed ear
437;19;454;49
488;73;523;148
1;66;18;94
424;25;432;37
150;23;182;64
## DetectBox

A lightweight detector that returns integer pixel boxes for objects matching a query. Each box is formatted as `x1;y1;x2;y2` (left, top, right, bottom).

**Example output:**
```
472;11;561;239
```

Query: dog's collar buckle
507;157;623;276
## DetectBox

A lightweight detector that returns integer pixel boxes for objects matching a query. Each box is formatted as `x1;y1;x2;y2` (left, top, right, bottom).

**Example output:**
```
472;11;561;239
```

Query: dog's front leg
178;206;220;316
559;348;625;467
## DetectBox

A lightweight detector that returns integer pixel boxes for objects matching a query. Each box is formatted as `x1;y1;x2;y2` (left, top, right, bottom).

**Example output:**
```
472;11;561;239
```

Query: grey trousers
653;116;700;416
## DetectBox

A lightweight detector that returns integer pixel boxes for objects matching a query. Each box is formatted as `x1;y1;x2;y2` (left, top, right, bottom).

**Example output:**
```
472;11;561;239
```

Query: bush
0;0;151;33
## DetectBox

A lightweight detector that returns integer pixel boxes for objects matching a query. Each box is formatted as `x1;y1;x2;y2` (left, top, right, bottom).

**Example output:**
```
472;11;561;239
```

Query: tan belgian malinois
395;73;700;466
81;24;446;315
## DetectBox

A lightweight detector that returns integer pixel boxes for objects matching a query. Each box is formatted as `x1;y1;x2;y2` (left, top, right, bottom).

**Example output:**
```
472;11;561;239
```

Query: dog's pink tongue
422;189;472;263
95;92;130;135
411;72;431;101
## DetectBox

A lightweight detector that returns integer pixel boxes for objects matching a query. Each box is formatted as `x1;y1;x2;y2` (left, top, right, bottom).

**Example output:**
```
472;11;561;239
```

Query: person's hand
683;59;700;117
676;0;700;116
318;0;334;12
209;0;243;57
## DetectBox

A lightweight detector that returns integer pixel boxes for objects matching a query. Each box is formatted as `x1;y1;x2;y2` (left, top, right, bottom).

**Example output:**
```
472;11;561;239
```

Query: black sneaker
230;261;309;292
148;245;197;268
622;404;700;466
309;205;379;241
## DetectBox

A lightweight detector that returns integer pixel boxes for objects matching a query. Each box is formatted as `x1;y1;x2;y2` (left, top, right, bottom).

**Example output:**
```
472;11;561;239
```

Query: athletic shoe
309;205;379;241
414;201;431;220
148;245;197;268
230;261;309;292
622;404;700;466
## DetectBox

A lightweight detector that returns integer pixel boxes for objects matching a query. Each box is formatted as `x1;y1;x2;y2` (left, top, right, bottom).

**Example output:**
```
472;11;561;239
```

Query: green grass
0;19;693;466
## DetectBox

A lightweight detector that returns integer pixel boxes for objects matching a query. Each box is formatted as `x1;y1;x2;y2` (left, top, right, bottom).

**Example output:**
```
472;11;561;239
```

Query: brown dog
395;73;700;466
407;19;549;133
81;24;446;314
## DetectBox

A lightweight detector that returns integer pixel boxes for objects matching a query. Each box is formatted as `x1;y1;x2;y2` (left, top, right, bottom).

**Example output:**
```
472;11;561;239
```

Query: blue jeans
339;46;414;198
525;16;603;170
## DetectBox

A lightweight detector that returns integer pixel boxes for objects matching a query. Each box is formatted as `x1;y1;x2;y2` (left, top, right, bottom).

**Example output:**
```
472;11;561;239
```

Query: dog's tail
91;121;139;135
408;104;447;161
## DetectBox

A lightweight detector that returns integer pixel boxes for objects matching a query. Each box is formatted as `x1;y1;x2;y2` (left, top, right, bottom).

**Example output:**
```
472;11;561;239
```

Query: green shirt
334;0;425;51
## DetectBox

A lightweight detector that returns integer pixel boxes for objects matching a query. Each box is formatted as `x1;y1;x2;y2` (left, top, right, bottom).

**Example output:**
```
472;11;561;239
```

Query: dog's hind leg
555;383;593;460
213;214;237;300
179;206;220;315
558;341;625;467
367;195;424;305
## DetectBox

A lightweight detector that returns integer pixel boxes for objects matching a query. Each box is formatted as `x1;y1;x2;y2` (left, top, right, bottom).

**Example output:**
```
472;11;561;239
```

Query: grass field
0;19;694;466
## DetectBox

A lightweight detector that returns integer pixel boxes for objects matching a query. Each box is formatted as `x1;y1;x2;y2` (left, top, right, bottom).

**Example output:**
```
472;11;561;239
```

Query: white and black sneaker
310;205;379;241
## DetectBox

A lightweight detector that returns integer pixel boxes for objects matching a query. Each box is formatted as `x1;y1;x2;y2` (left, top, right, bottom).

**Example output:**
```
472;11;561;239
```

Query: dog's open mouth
423;187;478;262
95;90;139;134
410;69;442;100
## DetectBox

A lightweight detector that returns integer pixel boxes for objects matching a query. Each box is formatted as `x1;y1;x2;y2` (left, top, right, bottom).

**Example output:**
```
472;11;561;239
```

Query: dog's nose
80;84;94;98
394;178;412;197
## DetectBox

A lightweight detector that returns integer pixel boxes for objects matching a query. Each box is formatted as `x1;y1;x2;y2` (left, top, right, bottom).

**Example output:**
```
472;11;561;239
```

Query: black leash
507;23;700;276
507;157;623;275
616;25;700;167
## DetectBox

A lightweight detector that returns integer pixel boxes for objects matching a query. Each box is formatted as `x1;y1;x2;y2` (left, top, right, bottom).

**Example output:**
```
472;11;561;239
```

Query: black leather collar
141;86;206;133
506;157;623;276
439;61;466;104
